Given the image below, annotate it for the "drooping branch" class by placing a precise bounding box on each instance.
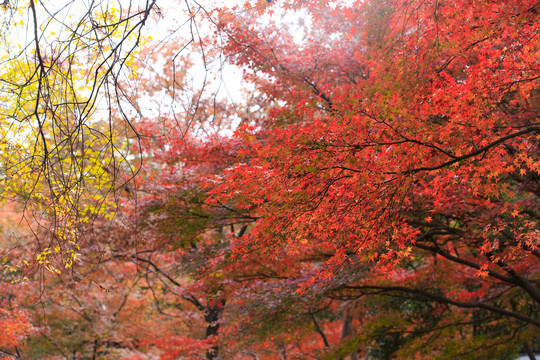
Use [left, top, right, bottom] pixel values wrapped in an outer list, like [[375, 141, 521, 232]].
[[414, 238, 540, 306], [403, 126, 540, 174], [341, 285, 540, 328]]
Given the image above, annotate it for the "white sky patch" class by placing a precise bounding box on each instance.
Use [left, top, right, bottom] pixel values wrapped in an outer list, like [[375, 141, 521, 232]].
[[0, 0, 352, 141]]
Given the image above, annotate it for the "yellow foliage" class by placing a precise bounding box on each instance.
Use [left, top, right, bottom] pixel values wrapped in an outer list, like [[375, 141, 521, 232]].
[[0, 0, 148, 272]]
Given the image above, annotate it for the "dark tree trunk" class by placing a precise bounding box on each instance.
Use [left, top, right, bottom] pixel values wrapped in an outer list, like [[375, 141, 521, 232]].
[[523, 342, 536, 360], [205, 300, 225, 360], [339, 313, 359, 360]]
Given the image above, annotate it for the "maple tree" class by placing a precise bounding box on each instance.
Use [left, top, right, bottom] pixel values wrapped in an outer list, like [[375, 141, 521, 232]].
[[109, 0, 540, 358], [0, 0, 539, 359], [200, 0, 540, 357]]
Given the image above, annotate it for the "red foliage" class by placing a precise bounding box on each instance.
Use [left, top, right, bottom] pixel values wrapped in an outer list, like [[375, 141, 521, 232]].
[[3, 0, 538, 358], [128, 0, 540, 356], [0, 304, 33, 351]]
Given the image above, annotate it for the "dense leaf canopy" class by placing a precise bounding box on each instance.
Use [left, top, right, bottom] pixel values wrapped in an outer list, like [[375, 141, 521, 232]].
[[0, 0, 538, 359]]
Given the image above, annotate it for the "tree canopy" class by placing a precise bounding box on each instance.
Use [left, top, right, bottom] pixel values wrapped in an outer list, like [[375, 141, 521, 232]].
[[0, 0, 539, 359]]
